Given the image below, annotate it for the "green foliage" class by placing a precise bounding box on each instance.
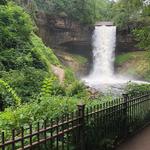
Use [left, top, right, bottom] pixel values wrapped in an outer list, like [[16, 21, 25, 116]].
[[0, 2, 33, 50], [0, 2, 63, 104], [0, 3, 34, 71], [66, 81, 88, 98], [0, 96, 78, 131], [133, 26, 150, 50], [144, 70, 150, 81], [14, 0, 112, 24], [63, 68, 89, 98], [31, 33, 60, 70], [111, 0, 150, 51], [0, 0, 7, 5], [40, 75, 88, 98], [125, 82, 150, 95], [115, 51, 150, 81], [73, 55, 88, 65], [1, 68, 49, 103], [64, 67, 76, 84], [0, 94, 115, 132], [115, 53, 132, 65], [111, 0, 143, 28], [40, 76, 65, 97], [0, 79, 21, 107]]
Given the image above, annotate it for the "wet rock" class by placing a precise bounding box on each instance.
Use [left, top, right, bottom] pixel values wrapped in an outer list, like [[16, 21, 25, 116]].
[[86, 86, 101, 99]]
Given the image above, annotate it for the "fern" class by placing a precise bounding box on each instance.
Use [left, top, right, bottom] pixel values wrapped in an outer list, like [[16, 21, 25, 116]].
[[0, 79, 21, 106], [40, 76, 65, 97]]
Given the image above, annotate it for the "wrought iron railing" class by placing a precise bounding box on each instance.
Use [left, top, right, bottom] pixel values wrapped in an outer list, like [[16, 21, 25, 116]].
[[0, 92, 150, 150]]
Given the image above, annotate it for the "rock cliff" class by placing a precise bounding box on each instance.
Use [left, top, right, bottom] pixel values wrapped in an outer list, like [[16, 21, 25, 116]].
[[35, 11, 92, 47], [35, 12, 140, 76]]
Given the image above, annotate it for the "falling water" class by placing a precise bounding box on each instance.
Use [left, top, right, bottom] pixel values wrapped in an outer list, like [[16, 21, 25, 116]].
[[83, 25, 149, 92], [89, 26, 116, 80], [83, 25, 117, 86]]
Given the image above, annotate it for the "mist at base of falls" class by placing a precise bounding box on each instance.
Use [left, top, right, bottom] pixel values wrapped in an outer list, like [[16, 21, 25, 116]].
[[82, 25, 149, 93]]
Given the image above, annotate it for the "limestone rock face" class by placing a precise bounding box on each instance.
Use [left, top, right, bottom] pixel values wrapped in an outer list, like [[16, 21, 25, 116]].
[[116, 31, 141, 55], [35, 12, 140, 77], [51, 65, 65, 83], [35, 11, 92, 47]]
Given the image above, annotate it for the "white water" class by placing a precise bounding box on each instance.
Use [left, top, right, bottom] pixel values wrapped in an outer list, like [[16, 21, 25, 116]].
[[86, 26, 116, 82], [83, 25, 149, 92]]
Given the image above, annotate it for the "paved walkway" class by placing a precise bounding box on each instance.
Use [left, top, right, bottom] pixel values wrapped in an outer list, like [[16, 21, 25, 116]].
[[116, 126, 150, 150]]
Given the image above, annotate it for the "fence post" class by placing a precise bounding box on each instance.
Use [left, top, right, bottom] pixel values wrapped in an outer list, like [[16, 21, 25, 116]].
[[122, 93, 128, 137], [0, 95, 4, 111], [77, 103, 85, 150]]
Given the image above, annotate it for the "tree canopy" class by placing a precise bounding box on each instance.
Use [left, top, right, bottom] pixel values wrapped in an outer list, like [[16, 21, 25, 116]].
[[14, 0, 112, 24]]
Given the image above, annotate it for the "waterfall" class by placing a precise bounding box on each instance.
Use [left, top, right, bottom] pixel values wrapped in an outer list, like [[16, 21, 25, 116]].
[[90, 26, 116, 79], [83, 25, 117, 86], [82, 25, 149, 91]]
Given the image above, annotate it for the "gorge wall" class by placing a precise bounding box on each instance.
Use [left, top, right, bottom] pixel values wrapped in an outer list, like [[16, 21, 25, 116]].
[[35, 11, 138, 53], [35, 11, 140, 76], [35, 11, 92, 48], [116, 29, 141, 55]]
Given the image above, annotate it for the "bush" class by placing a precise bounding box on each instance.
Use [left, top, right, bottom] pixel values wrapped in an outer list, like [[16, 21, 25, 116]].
[[31, 33, 60, 68], [40, 76, 66, 97], [64, 67, 76, 84], [0, 79, 21, 109], [133, 26, 150, 51], [0, 2, 62, 104], [0, 94, 114, 132], [66, 81, 88, 98], [1, 67, 49, 103], [0, 2, 33, 50], [0, 96, 79, 131], [125, 82, 150, 96], [0, 0, 7, 5]]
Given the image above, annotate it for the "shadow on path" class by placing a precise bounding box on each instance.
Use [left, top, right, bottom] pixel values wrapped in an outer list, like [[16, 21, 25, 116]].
[[116, 126, 150, 150]]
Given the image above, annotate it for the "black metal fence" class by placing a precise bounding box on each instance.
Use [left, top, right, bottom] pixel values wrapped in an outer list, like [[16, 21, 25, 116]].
[[0, 92, 150, 150]]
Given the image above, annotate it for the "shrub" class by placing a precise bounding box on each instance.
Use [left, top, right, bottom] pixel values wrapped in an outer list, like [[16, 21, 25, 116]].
[[0, 2, 33, 50], [0, 79, 21, 109], [64, 67, 76, 84], [31, 33, 60, 68], [133, 26, 150, 51], [125, 82, 150, 96], [66, 81, 88, 98], [0, 2, 62, 103], [40, 76, 66, 97], [1, 67, 49, 103], [0, 0, 7, 5], [0, 96, 79, 131]]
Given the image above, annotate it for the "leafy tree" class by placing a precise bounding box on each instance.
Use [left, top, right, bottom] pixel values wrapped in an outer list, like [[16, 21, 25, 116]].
[[0, 3, 33, 50], [111, 0, 150, 51], [133, 3, 150, 50], [111, 0, 143, 28], [14, 0, 112, 24], [133, 26, 150, 50], [0, 0, 7, 5]]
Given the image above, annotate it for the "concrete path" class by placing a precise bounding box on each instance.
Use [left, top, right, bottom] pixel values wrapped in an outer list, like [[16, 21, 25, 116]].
[[116, 126, 150, 150]]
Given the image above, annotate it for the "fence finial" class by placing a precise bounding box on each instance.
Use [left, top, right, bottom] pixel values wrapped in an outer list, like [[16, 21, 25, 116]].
[[122, 93, 128, 102]]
